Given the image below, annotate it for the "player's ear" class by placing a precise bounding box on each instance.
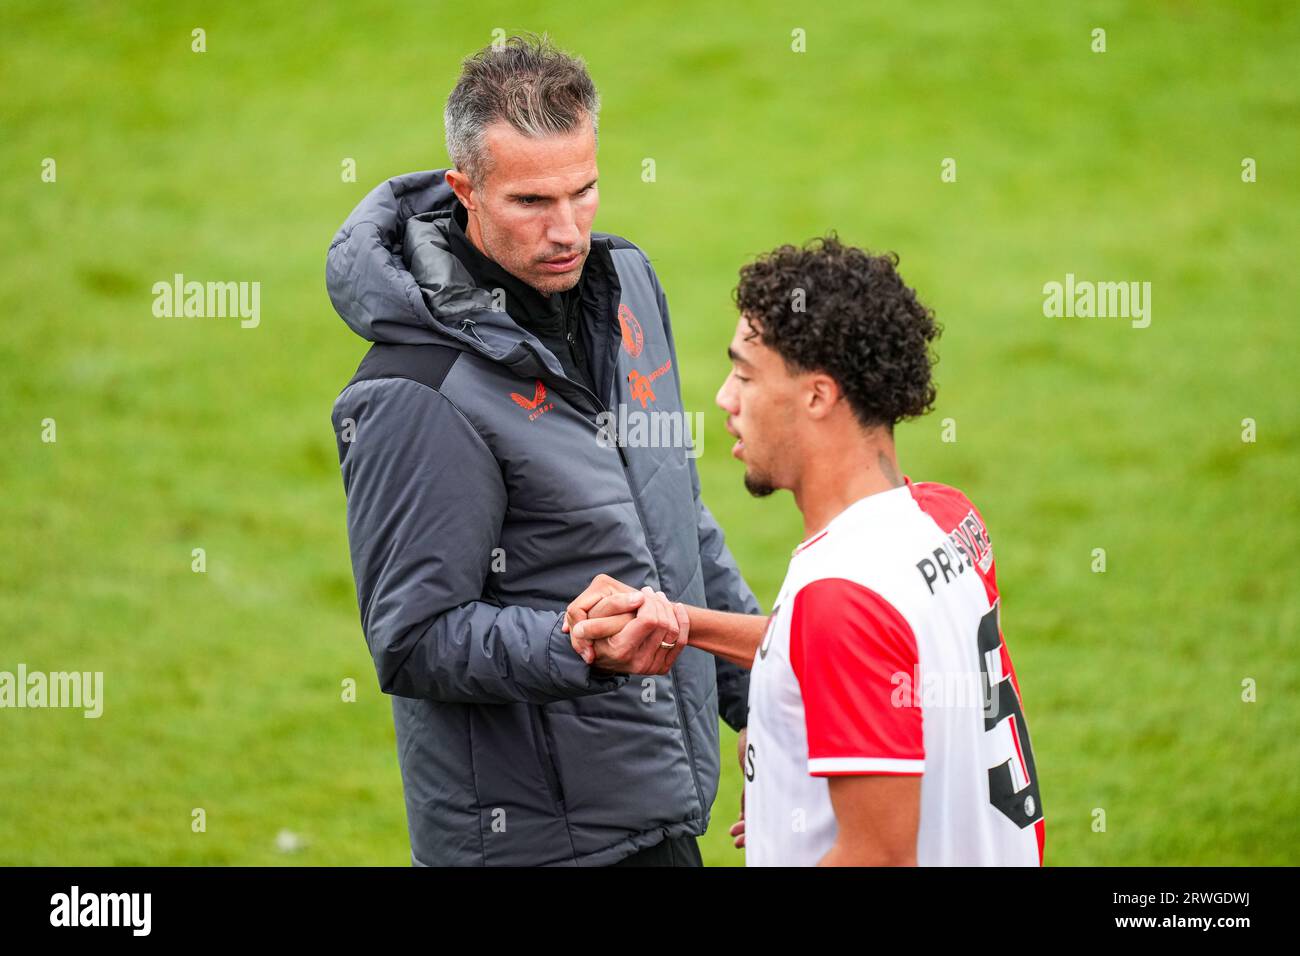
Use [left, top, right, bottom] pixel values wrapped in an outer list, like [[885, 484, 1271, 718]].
[[805, 373, 841, 420]]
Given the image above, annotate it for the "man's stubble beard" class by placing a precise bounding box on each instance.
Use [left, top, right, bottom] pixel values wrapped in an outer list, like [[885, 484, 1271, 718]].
[[479, 218, 587, 296], [743, 468, 777, 498], [530, 260, 586, 296]]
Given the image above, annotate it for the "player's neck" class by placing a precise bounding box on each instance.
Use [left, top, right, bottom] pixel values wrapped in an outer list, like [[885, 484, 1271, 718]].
[[793, 434, 903, 541]]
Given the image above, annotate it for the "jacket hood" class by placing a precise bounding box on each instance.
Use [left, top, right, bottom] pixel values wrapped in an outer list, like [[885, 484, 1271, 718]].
[[326, 169, 552, 366]]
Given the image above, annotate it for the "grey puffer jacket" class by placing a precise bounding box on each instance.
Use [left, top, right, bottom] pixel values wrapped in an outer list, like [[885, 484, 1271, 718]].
[[327, 170, 761, 866]]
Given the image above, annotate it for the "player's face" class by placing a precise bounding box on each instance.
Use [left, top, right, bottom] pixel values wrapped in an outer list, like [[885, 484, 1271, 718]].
[[716, 315, 803, 497], [447, 120, 599, 295]]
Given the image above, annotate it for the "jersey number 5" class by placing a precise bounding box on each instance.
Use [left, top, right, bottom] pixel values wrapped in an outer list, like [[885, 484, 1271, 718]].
[[977, 603, 1044, 829]]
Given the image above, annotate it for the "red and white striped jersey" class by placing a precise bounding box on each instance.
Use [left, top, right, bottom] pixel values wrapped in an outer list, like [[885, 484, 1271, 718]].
[[744, 478, 1045, 866]]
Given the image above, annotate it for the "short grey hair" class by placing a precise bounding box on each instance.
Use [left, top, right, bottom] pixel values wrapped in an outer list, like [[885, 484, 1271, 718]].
[[444, 34, 600, 185]]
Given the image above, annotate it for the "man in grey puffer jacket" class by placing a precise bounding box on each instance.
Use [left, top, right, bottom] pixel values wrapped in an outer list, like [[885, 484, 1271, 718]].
[[327, 35, 760, 865]]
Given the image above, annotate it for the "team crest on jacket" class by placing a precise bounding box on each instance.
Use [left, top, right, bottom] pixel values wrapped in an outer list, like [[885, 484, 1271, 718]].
[[618, 304, 644, 357], [509, 380, 554, 421]]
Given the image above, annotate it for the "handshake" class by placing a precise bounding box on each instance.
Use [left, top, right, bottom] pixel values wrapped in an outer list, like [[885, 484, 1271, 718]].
[[562, 574, 690, 676]]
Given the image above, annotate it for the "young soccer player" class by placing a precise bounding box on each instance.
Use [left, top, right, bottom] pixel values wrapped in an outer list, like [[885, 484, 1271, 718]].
[[569, 236, 1045, 866]]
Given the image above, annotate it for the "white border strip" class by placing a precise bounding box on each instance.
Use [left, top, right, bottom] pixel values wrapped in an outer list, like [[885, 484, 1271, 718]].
[[808, 756, 925, 775]]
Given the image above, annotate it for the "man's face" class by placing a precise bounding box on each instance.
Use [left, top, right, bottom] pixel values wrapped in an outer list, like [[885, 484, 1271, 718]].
[[454, 120, 599, 295], [716, 314, 805, 497]]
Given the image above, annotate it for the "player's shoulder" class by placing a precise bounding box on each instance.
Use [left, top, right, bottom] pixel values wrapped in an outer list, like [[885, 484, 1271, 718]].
[[787, 575, 911, 638], [907, 478, 997, 577], [908, 478, 997, 538], [785, 492, 918, 606], [906, 478, 981, 521]]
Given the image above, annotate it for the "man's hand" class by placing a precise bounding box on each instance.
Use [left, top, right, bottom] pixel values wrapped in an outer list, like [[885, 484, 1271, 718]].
[[564, 573, 641, 666], [565, 577, 689, 675], [584, 587, 688, 676], [563, 572, 639, 634]]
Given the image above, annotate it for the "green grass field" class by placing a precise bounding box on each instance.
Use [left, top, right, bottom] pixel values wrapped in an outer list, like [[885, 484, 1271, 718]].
[[2, 1, 1297, 865]]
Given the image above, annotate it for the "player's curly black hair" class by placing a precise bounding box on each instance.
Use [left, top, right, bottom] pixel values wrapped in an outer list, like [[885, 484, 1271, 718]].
[[733, 234, 941, 430]]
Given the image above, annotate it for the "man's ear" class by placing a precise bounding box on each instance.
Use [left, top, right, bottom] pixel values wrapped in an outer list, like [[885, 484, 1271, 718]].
[[444, 169, 476, 211], [805, 373, 842, 420]]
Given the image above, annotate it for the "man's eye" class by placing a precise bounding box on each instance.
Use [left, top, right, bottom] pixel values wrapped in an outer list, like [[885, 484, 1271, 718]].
[[516, 197, 538, 206]]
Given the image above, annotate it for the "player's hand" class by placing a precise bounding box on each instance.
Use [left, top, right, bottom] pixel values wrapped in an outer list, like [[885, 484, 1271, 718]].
[[730, 792, 746, 849], [731, 728, 748, 849]]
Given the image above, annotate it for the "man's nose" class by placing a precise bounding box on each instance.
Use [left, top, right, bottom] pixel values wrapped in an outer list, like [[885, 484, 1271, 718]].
[[546, 202, 581, 249], [716, 375, 736, 413]]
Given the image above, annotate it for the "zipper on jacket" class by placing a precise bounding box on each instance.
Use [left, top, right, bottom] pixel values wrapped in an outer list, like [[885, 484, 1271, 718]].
[[590, 340, 708, 825], [611, 427, 706, 821], [530, 706, 565, 808], [522, 287, 708, 822]]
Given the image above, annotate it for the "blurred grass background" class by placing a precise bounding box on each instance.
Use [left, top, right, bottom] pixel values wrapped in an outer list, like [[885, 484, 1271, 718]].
[[1, 0, 1297, 865]]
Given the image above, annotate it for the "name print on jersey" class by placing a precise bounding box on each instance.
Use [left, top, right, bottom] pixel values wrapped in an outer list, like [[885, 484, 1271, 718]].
[[916, 507, 991, 593]]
